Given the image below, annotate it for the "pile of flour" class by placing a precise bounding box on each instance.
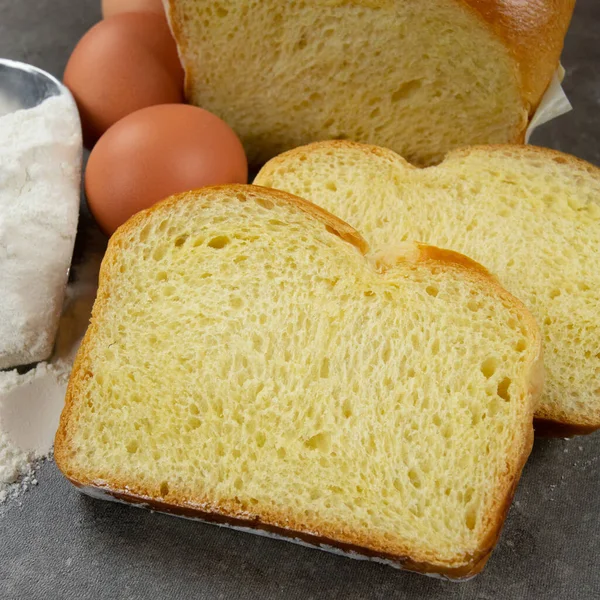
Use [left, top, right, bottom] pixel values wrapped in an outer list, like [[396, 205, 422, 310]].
[[0, 93, 81, 369]]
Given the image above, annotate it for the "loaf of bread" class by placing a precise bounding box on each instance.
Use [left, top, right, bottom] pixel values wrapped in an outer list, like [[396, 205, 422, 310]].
[[256, 142, 600, 434], [164, 0, 574, 166], [55, 185, 542, 579]]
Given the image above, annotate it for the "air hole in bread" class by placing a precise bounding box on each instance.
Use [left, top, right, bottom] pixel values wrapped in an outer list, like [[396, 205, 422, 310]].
[[255, 198, 274, 210], [497, 377, 512, 402], [391, 79, 422, 102], [408, 469, 421, 489], [174, 235, 188, 248], [139, 224, 151, 243], [342, 398, 353, 419], [208, 235, 230, 249], [515, 339, 528, 352], [304, 432, 331, 453], [480, 357, 498, 379], [187, 417, 201, 431], [319, 358, 330, 378], [465, 507, 477, 530]]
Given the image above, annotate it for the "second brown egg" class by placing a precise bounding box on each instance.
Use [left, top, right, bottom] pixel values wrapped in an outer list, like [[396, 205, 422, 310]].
[[85, 104, 249, 236]]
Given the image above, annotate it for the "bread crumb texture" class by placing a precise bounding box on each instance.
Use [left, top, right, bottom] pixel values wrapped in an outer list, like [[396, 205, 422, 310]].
[[256, 142, 600, 429], [56, 186, 540, 574], [166, 0, 528, 165]]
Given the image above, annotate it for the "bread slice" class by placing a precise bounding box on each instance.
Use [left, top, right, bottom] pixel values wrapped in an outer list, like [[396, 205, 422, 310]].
[[255, 142, 600, 434], [164, 0, 574, 166], [55, 185, 542, 579]]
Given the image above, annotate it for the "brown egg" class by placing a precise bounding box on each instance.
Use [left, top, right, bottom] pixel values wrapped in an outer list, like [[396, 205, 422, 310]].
[[86, 104, 248, 235], [64, 12, 184, 147], [102, 0, 165, 19]]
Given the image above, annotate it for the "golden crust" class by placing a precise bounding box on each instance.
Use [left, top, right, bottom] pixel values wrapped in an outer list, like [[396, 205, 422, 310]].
[[460, 0, 575, 114], [257, 138, 600, 180], [55, 184, 541, 579]]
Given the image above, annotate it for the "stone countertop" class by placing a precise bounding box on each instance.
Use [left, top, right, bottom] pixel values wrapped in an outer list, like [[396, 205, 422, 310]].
[[0, 1, 598, 599]]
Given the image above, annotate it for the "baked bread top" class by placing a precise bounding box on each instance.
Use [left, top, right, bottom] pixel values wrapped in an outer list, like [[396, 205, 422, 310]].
[[164, 0, 574, 165]]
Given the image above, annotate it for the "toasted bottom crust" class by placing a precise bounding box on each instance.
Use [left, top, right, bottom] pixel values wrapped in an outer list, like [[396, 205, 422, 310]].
[[69, 477, 493, 580], [533, 418, 599, 438]]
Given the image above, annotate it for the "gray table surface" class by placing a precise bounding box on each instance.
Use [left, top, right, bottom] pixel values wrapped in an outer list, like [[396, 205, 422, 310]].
[[0, 1, 599, 599]]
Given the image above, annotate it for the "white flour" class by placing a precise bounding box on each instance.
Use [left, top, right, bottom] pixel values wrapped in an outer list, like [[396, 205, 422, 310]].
[[0, 93, 82, 369]]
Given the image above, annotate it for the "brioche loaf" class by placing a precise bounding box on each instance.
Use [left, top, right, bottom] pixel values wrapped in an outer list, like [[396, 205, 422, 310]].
[[164, 0, 574, 166], [55, 185, 542, 578], [255, 142, 600, 434]]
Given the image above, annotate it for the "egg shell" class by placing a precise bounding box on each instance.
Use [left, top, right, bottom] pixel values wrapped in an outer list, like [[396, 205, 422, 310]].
[[64, 12, 184, 147], [86, 104, 248, 235], [102, 0, 165, 18]]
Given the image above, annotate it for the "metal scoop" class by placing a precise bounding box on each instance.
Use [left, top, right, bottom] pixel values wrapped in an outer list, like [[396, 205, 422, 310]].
[[0, 58, 71, 118]]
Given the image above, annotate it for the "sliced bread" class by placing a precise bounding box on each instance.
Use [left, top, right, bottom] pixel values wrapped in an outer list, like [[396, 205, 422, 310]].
[[255, 142, 600, 434], [164, 0, 574, 165], [55, 185, 542, 579]]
